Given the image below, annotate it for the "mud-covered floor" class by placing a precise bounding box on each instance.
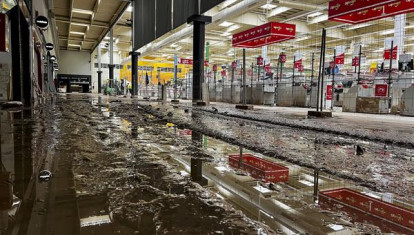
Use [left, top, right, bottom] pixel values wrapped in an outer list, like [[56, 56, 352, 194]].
[[1, 93, 413, 235]]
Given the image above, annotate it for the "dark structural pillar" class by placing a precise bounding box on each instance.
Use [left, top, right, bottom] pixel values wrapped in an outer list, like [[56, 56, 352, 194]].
[[187, 14, 212, 105], [97, 43, 102, 93], [308, 28, 332, 118], [108, 29, 114, 89], [97, 71, 102, 94], [236, 49, 253, 110], [130, 51, 140, 97]]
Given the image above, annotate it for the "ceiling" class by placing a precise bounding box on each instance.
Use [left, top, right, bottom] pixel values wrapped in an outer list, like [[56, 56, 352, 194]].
[[53, 0, 129, 51], [55, 0, 414, 71]]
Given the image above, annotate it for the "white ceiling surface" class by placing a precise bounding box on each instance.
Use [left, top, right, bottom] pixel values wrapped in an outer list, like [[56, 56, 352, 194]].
[[62, 0, 414, 69]]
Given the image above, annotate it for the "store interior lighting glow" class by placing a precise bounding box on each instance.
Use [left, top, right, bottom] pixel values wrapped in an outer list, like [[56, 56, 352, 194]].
[[72, 8, 94, 15], [308, 12, 323, 18], [219, 21, 234, 27], [380, 29, 395, 36], [70, 31, 85, 36], [346, 22, 372, 30], [226, 24, 241, 32], [260, 4, 277, 10], [68, 44, 81, 47]]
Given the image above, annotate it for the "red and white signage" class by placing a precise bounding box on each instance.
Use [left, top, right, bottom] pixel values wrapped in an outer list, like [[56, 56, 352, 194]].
[[257, 56, 264, 66], [221, 70, 227, 77], [327, 85, 333, 101], [213, 64, 218, 72], [334, 46, 346, 65], [375, 84, 388, 97], [352, 57, 360, 67], [180, 58, 193, 65], [384, 47, 398, 60], [232, 22, 296, 48], [298, 64, 304, 72], [328, 0, 414, 24], [294, 59, 303, 69], [319, 188, 414, 232], [228, 154, 289, 183], [383, 38, 398, 60], [0, 14, 8, 52], [179, 58, 209, 66], [265, 64, 271, 73], [231, 61, 237, 70], [335, 53, 345, 65], [279, 53, 287, 63]]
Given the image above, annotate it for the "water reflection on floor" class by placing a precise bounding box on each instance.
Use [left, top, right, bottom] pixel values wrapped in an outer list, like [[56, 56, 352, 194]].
[[1, 94, 413, 235]]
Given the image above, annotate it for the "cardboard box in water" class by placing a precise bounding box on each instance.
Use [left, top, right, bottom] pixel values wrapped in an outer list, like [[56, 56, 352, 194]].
[[228, 154, 289, 183], [319, 188, 414, 234]]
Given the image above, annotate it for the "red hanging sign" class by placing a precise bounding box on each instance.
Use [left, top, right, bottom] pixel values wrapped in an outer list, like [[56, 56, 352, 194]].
[[328, 0, 414, 24], [294, 59, 303, 69], [265, 64, 271, 73], [383, 46, 398, 60], [213, 64, 218, 72], [335, 53, 345, 65], [327, 85, 333, 101], [231, 61, 237, 69], [298, 64, 304, 72], [180, 58, 193, 64], [279, 53, 287, 63], [221, 70, 227, 77], [180, 58, 209, 67], [257, 56, 264, 66], [232, 22, 296, 48], [352, 57, 360, 66], [375, 84, 388, 97]]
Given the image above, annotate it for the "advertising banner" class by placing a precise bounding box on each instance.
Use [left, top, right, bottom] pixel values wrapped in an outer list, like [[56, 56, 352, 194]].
[[232, 22, 296, 48], [327, 85, 333, 101], [328, 0, 414, 24], [375, 84, 388, 97]]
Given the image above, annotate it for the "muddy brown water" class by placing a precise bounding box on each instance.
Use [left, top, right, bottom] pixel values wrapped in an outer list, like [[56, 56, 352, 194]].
[[0, 95, 272, 235], [1, 94, 413, 235]]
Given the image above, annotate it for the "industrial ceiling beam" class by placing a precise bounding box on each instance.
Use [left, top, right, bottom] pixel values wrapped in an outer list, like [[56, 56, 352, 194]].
[[91, 1, 130, 53]]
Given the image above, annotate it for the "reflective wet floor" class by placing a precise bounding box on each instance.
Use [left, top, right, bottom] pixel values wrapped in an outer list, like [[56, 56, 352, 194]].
[[0, 94, 413, 235]]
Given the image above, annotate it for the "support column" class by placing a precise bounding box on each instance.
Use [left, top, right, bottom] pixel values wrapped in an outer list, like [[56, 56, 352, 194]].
[[97, 44, 102, 94], [187, 15, 212, 106], [308, 29, 332, 118], [108, 29, 114, 89], [236, 49, 253, 110], [130, 51, 140, 97], [172, 54, 179, 103]]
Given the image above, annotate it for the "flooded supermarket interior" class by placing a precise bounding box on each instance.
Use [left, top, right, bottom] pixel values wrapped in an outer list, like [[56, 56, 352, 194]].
[[0, 0, 414, 234]]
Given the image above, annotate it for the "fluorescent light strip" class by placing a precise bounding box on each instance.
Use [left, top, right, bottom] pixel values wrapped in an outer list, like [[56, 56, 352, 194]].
[[72, 8, 93, 15], [70, 31, 85, 36], [267, 6, 291, 18]]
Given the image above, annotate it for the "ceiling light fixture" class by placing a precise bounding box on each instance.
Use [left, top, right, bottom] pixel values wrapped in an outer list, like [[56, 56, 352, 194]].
[[308, 12, 323, 18], [219, 21, 234, 27], [226, 24, 241, 32], [70, 31, 85, 36], [260, 4, 277, 10], [72, 8, 94, 15], [267, 7, 291, 18]]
